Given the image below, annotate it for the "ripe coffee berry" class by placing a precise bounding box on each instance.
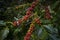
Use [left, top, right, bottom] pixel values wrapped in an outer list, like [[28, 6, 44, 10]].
[[24, 32, 31, 40], [18, 19, 22, 24], [36, 21, 41, 24], [35, 18, 41, 25], [26, 11, 31, 15], [23, 15, 29, 21], [28, 7, 33, 11], [24, 36, 30, 40], [31, 4, 35, 8], [26, 32, 31, 37]]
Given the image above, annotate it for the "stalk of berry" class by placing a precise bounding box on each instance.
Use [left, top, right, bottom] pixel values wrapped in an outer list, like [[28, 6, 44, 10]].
[[24, 23, 35, 40], [13, 0, 39, 26], [45, 6, 51, 19]]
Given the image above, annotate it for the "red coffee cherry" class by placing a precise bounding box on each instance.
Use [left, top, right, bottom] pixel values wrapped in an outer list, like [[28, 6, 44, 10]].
[[23, 15, 29, 21], [36, 21, 41, 24], [18, 19, 22, 24], [26, 32, 31, 37], [24, 36, 30, 40], [28, 7, 33, 11], [31, 4, 35, 8], [26, 11, 31, 15], [35, 18, 41, 25]]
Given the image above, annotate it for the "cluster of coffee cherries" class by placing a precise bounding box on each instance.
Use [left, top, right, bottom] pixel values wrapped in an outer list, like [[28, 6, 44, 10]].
[[13, 0, 39, 26], [45, 6, 51, 19], [24, 23, 35, 40], [24, 18, 41, 40]]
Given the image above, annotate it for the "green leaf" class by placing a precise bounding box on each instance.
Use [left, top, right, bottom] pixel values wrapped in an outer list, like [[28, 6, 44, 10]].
[[0, 27, 9, 40], [37, 28, 43, 37], [51, 1, 60, 10], [43, 24, 58, 34], [49, 34, 60, 40], [0, 21, 6, 26], [40, 29, 48, 40], [13, 28, 22, 35]]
